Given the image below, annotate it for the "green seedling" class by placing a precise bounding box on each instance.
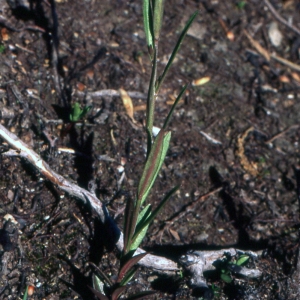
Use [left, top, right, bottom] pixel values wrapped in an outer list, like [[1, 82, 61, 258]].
[[215, 253, 250, 284], [60, 102, 91, 139], [123, 0, 197, 260], [90, 1, 198, 299], [236, 1, 247, 9], [234, 254, 250, 266], [121, 0, 197, 296], [69, 102, 91, 122], [90, 268, 155, 300], [0, 44, 5, 54], [220, 267, 233, 284], [211, 283, 221, 299]]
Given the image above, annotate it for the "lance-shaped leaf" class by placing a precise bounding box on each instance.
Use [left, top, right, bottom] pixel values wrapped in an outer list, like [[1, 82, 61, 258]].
[[91, 263, 114, 288], [156, 11, 198, 93], [131, 185, 179, 246], [117, 253, 147, 284], [119, 265, 137, 287], [143, 0, 154, 55], [137, 129, 171, 207], [93, 274, 106, 294], [129, 204, 151, 252], [88, 286, 109, 300], [236, 255, 249, 266], [163, 84, 188, 130], [146, 49, 157, 143], [134, 204, 152, 235], [111, 286, 126, 300], [130, 223, 149, 252], [81, 105, 91, 118], [123, 196, 136, 255], [153, 0, 165, 41], [22, 286, 28, 300]]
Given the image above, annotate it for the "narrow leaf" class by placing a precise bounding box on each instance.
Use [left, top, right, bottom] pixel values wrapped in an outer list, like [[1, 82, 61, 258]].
[[236, 255, 249, 266], [126, 290, 156, 300], [123, 197, 136, 255], [88, 286, 109, 300], [135, 204, 152, 234], [90, 262, 114, 287], [93, 274, 105, 293], [143, 0, 154, 50], [120, 266, 137, 286], [146, 49, 157, 141], [117, 253, 148, 283], [156, 11, 198, 93], [111, 286, 126, 300], [128, 204, 151, 253], [22, 286, 28, 300], [79, 106, 91, 120], [130, 222, 149, 251], [138, 130, 165, 203], [137, 130, 171, 207], [153, 0, 165, 41], [163, 85, 188, 130], [132, 185, 179, 244]]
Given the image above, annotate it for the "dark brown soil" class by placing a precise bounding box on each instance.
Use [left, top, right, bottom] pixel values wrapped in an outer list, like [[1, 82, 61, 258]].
[[0, 0, 300, 299]]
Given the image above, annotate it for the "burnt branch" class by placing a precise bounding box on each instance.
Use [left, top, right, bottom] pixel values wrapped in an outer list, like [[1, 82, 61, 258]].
[[0, 123, 261, 288]]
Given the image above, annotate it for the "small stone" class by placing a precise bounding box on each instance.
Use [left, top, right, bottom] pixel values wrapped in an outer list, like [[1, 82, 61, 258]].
[[268, 22, 282, 47]]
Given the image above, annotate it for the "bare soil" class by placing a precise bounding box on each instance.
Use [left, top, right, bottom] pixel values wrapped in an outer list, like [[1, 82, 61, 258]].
[[0, 0, 300, 299]]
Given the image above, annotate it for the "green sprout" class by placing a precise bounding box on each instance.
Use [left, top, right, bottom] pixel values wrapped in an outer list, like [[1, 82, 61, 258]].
[[90, 1, 198, 299], [122, 1, 197, 259], [217, 254, 250, 284], [236, 1, 247, 9], [0, 44, 5, 54], [69, 102, 91, 122]]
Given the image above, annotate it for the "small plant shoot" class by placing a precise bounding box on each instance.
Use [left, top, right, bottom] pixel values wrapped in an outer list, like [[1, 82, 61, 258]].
[[69, 102, 91, 122], [91, 1, 198, 298]]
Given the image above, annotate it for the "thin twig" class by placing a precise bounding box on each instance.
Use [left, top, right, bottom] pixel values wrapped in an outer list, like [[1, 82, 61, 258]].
[[265, 124, 300, 144], [244, 30, 300, 72], [0, 123, 178, 272], [200, 131, 222, 145], [0, 123, 266, 286], [75, 89, 147, 100], [270, 53, 300, 72], [264, 0, 300, 37], [180, 249, 262, 289], [252, 218, 298, 223], [15, 44, 35, 54]]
